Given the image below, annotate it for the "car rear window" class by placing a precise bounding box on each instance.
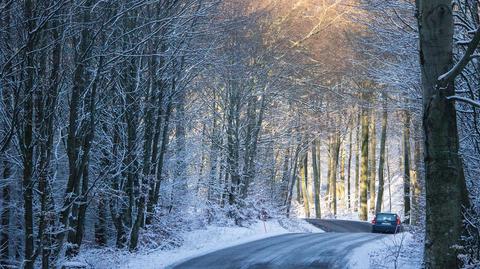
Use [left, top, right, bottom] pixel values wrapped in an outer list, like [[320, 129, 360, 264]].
[[376, 214, 396, 221]]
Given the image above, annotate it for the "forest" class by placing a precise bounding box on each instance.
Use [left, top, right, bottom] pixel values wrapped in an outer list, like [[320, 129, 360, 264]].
[[1, 0, 480, 268]]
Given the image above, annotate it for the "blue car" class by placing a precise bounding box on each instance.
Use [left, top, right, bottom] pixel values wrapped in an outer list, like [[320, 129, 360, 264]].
[[371, 213, 401, 234]]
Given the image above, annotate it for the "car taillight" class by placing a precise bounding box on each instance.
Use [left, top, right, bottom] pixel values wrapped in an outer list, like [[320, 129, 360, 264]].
[[396, 217, 401, 225], [372, 217, 376, 224]]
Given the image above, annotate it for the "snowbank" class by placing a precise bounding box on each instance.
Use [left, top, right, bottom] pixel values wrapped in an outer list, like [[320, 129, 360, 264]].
[[77, 219, 323, 269], [347, 232, 423, 269]]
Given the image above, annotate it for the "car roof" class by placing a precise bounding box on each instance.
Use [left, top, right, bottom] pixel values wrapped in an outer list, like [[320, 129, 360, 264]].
[[376, 212, 397, 215]]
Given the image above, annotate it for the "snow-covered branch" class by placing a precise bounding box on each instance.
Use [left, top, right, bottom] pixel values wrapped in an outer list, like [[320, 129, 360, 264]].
[[447, 95, 480, 108], [438, 27, 480, 86]]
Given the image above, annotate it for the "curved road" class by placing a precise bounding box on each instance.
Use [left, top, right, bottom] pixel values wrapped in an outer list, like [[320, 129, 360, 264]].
[[168, 219, 384, 269], [305, 219, 373, 233]]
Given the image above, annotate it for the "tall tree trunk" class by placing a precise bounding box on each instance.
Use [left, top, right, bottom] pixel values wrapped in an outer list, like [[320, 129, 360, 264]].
[[21, 1, 37, 267], [286, 145, 301, 217], [347, 121, 353, 211], [66, 55, 100, 257], [123, 62, 139, 231], [241, 92, 266, 199], [67, 159, 90, 257], [317, 141, 321, 214], [197, 122, 208, 196], [281, 146, 291, 205], [297, 169, 303, 204], [402, 110, 411, 223], [1, 157, 11, 264], [368, 111, 376, 213], [109, 127, 127, 248], [129, 194, 145, 251], [58, 0, 94, 258], [130, 60, 157, 250], [411, 122, 423, 226], [375, 99, 388, 214], [359, 109, 369, 221], [301, 153, 310, 218], [95, 194, 107, 246], [38, 16, 61, 268], [226, 84, 240, 206], [354, 113, 361, 212], [326, 137, 332, 198], [146, 95, 173, 224], [386, 144, 392, 212], [208, 91, 220, 203], [339, 145, 346, 209], [312, 140, 321, 218], [174, 86, 187, 209], [417, 1, 470, 267], [144, 43, 168, 225], [329, 132, 340, 216], [0, 2, 14, 264]]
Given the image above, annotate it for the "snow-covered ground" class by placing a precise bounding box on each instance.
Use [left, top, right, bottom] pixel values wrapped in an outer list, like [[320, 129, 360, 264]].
[[74, 219, 323, 269], [348, 232, 423, 269]]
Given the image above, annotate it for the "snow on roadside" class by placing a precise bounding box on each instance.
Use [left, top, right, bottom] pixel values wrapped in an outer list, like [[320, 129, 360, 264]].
[[77, 218, 323, 269], [347, 232, 423, 269]]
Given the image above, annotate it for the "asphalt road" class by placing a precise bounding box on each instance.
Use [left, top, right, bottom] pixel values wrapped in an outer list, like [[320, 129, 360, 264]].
[[168, 219, 384, 269], [305, 219, 373, 233]]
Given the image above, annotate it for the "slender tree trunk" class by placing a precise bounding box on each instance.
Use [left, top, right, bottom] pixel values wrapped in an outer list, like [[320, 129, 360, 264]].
[[386, 144, 392, 212], [339, 144, 346, 209], [347, 121, 353, 211], [197, 122, 208, 195], [208, 90, 220, 203], [66, 159, 90, 257], [38, 17, 61, 268], [354, 113, 360, 212], [130, 63, 157, 250], [312, 140, 321, 218], [0, 2, 13, 263], [368, 111, 376, 213], [411, 125, 423, 225], [58, 1, 94, 257], [124, 63, 139, 231], [174, 86, 187, 208], [95, 194, 107, 246], [402, 110, 411, 223], [66, 55, 100, 257], [326, 137, 332, 198], [375, 100, 388, 214], [1, 157, 11, 264], [146, 95, 173, 224], [241, 93, 266, 198], [301, 153, 310, 218], [297, 169, 303, 204], [417, 1, 470, 267], [329, 132, 340, 216], [281, 146, 291, 205], [297, 144, 303, 204], [359, 109, 369, 221], [317, 141, 321, 214], [226, 84, 241, 207], [286, 145, 301, 217], [144, 49, 167, 225], [129, 195, 145, 251], [22, 1, 37, 266], [109, 127, 126, 248]]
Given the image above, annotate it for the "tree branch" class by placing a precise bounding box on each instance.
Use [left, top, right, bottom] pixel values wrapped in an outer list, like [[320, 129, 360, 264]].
[[438, 27, 480, 86], [447, 95, 480, 108]]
